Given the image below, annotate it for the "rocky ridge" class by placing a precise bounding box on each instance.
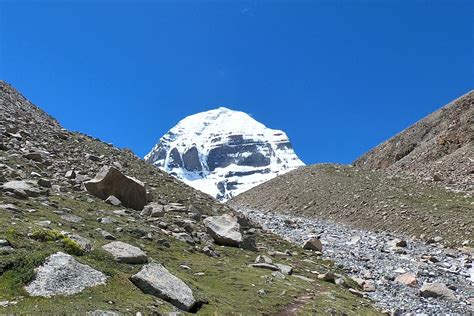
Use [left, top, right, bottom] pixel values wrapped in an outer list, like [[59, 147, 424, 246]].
[[354, 90, 473, 195]]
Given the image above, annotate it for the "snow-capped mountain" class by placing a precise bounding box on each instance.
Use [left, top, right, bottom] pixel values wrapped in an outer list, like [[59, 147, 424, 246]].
[[144, 107, 304, 201]]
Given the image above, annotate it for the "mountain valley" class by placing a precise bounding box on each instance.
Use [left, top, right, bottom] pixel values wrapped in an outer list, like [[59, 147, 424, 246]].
[[0, 81, 472, 315]]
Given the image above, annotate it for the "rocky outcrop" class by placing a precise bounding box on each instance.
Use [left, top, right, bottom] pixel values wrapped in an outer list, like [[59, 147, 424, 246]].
[[84, 166, 147, 210], [204, 214, 242, 247], [354, 91, 473, 194], [25, 252, 107, 297], [145, 107, 304, 200], [130, 263, 197, 311]]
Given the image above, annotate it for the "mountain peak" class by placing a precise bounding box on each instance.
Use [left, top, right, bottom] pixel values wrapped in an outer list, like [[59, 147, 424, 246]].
[[145, 107, 304, 201]]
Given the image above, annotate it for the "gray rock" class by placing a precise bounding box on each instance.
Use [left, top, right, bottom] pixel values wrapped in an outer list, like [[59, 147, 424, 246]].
[[255, 255, 273, 264], [61, 214, 83, 223], [96, 228, 116, 240], [202, 245, 219, 257], [65, 170, 76, 179], [25, 252, 107, 297], [2, 180, 41, 197], [37, 178, 52, 188], [173, 232, 194, 245], [250, 263, 280, 271], [420, 282, 457, 301], [105, 195, 122, 206], [141, 202, 165, 218], [130, 263, 196, 311], [86, 311, 120, 316], [204, 214, 242, 247], [275, 263, 293, 275], [84, 166, 147, 210], [303, 238, 323, 252], [62, 232, 93, 252], [102, 241, 148, 264]]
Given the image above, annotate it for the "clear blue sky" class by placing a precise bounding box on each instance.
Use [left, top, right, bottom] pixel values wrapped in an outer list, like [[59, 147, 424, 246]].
[[1, 0, 472, 164]]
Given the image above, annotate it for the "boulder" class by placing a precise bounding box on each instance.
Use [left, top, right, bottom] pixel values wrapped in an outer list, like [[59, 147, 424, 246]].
[[84, 166, 147, 210], [303, 238, 323, 252], [24, 151, 43, 162], [202, 245, 219, 258], [102, 241, 148, 264], [255, 255, 273, 264], [420, 282, 457, 301], [130, 263, 197, 311], [395, 273, 417, 287], [141, 202, 165, 218], [389, 239, 407, 248], [2, 180, 41, 198], [25, 252, 106, 297], [275, 263, 293, 275], [37, 178, 52, 188], [204, 214, 242, 247], [65, 170, 76, 179]]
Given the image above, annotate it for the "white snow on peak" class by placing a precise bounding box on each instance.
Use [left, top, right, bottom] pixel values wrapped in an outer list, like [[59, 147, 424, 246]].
[[145, 107, 304, 201]]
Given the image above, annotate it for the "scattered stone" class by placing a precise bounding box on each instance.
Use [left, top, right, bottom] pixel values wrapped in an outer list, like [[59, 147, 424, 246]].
[[130, 263, 197, 312], [102, 241, 148, 264], [25, 252, 107, 297]]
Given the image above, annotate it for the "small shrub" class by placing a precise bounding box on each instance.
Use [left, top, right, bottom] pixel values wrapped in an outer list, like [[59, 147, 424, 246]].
[[61, 237, 84, 256], [30, 229, 64, 242]]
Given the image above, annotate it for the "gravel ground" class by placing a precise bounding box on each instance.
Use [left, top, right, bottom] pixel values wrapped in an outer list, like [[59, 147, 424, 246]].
[[236, 206, 474, 315]]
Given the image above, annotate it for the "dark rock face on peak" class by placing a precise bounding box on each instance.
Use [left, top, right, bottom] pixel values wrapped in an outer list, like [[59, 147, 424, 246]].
[[145, 107, 304, 201], [354, 91, 473, 194]]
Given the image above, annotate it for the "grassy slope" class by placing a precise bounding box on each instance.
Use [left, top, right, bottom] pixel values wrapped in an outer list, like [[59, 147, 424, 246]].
[[232, 164, 473, 247], [0, 135, 379, 315]]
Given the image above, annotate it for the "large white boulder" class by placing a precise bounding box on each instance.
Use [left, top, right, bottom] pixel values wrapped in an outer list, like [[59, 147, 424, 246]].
[[204, 214, 242, 247], [25, 252, 106, 297]]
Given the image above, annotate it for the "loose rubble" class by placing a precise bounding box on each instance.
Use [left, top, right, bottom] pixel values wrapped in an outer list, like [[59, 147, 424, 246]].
[[238, 207, 474, 314]]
